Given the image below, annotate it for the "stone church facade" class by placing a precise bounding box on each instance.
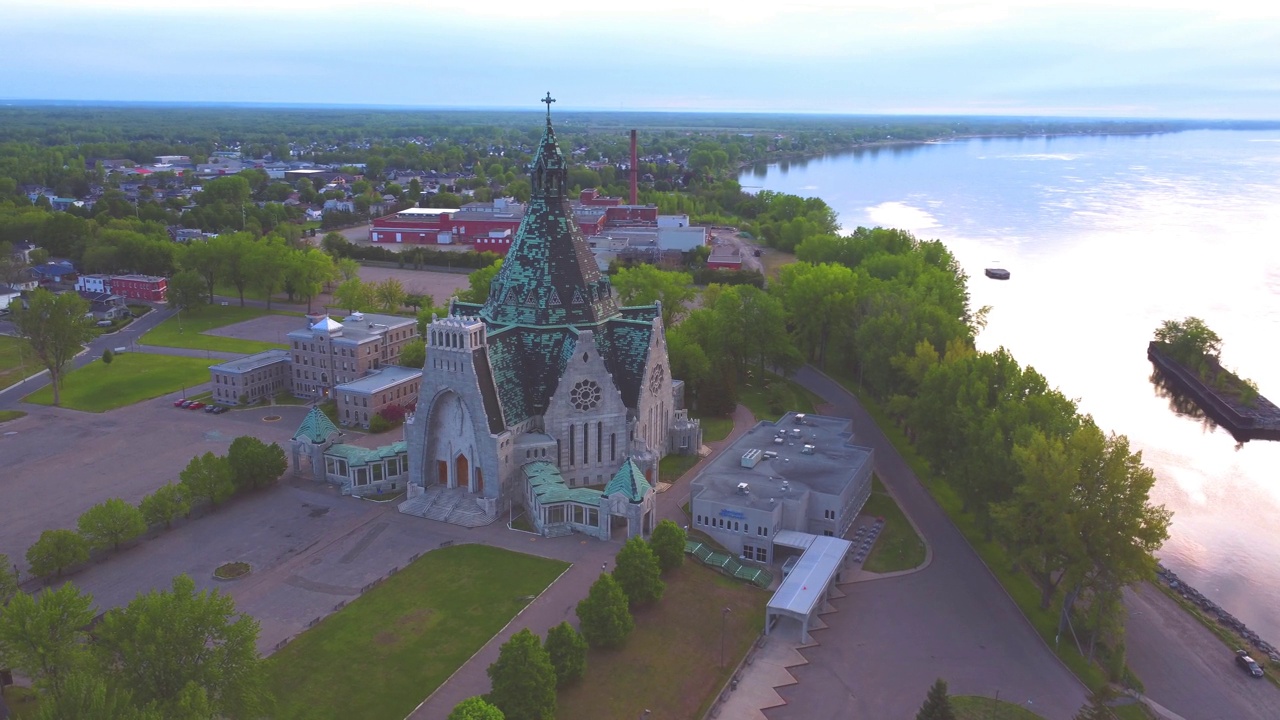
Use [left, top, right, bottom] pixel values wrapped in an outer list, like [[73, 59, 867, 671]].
[[400, 99, 700, 539]]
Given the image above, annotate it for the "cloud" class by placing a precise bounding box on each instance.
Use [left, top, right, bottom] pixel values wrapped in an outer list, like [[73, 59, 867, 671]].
[[3, 0, 1279, 116]]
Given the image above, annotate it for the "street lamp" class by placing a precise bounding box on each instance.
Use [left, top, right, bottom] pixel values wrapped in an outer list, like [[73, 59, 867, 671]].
[[720, 607, 731, 667]]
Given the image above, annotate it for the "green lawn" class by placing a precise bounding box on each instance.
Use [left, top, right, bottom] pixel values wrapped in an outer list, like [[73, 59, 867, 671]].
[[263, 545, 568, 720], [696, 414, 734, 442], [829, 370, 1112, 691], [557, 562, 768, 720], [659, 453, 701, 484], [140, 305, 292, 353], [739, 370, 820, 421], [23, 353, 214, 412], [0, 410, 26, 424], [954, 695, 1047, 719], [861, 477, 927, 573], [0, 335, 36, 390]]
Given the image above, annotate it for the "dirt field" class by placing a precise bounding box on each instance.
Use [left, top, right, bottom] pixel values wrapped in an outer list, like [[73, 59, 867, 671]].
[[354, 267, 470, 305]]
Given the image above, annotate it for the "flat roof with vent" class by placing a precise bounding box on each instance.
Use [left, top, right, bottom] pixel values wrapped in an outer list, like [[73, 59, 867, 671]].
[[689, 412, 871, 509]]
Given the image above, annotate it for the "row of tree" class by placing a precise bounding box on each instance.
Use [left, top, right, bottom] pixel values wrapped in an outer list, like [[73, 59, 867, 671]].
[[474, 521, 686, 720], [21, 437, 286, 580]]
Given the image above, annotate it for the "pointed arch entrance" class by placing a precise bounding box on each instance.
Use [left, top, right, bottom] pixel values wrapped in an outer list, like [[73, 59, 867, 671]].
[[455, 453, 470, 491]]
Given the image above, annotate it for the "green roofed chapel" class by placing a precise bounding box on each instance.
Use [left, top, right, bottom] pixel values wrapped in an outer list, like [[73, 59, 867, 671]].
[[399, 95, 702, 539]]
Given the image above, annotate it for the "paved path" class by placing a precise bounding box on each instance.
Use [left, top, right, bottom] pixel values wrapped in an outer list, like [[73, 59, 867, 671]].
[[1125, 582, 1280, 720]]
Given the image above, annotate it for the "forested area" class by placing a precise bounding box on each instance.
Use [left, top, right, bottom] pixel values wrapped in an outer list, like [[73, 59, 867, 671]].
[[628, 223, 1169, 682]]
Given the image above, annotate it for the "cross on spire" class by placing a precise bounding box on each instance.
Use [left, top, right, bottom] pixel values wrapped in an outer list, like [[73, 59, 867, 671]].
[[542, 92, 555, 121]]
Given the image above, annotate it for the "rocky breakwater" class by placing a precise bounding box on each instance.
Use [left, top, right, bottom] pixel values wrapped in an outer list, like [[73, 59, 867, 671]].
[[1156, 564, 1280, 663]]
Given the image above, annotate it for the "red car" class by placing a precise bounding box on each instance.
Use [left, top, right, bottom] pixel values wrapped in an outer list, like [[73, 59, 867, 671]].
[[187, 402, 205, 410], [174, 398, 187, 407]]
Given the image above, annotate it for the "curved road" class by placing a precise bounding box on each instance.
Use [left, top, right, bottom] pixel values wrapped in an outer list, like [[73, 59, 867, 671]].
[[768, 366, 1088, 720], [783, 365, 1280, 720]]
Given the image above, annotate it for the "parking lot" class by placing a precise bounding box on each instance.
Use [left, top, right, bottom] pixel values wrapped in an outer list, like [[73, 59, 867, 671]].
[[0, 395, 312, 573]]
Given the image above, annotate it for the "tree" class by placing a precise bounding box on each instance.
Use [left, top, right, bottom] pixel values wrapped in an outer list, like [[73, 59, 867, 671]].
[[77, 498, 147, 552], [226, 436, 287, 492], [485, 628, 556, 720], [101, 347, 114, 365], [542, 621, 587, 687], [168, 269, 208, 313], [250, 239, 292, 310], [94, 574, 269, 719], [140, 483, 190, 529], [287, 248, 336, 312], [575, 573, 633, 648], [181, 240, 221, 303], [11, 289, 93, 407], [772, 262, 859, 367], [0, 583, 94, 702], [611, 265, 695, 328], [336, 257, 361, 282], [648, 520, 686, 573], [32, 671, 161, 720], [457, 259, 502, 303], [1153, 316, 1222, 369], [333, 278, 374, 313], [25, 529, 90, 579], [179, 452, 235, 506], [373, 277, 406, 312], [915, 678, 957, 720], [613, 535, 665, 605], [0, 553, 18, 605], [399, 338, 426, 369], [449, 697, 505, 720], [211, 233, 255, 306]]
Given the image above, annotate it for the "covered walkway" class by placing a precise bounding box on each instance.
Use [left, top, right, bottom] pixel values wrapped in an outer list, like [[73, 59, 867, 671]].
[[766, 534, 852, 643]]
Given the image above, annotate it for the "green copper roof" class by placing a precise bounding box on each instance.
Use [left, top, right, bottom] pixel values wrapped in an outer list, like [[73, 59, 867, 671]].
[[479, 100, 620, 328], [523, 461, 605, 506], [324, 441, 407, 467], [603, 458, 652, 503], [293, 406, 339, 443]]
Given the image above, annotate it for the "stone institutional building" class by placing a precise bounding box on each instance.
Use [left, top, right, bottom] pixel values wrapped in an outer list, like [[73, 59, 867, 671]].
[[210, 311, 422, 429], [396, 98, 702, 538]]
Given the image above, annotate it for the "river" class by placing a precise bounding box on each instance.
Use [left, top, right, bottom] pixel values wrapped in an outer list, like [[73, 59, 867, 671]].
[[743, 129, 1280, 644]]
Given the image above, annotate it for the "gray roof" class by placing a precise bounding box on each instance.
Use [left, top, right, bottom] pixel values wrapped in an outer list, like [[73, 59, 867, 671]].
[[336, 366, 422, 395], [209, 349, 291, 374], [287, 312, 416, 344], [768, 535, 853, 617], [691, 413, 871, 511]]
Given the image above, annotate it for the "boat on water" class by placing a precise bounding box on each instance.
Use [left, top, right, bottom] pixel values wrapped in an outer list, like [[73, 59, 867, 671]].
[[985, 268, 1011, 280]]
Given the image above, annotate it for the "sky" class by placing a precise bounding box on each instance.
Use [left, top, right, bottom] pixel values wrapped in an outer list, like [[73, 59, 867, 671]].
[[4, 0, 1280, 119]]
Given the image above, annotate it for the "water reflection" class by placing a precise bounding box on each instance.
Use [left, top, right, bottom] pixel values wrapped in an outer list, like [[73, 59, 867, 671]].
[[1148, 365, 1243, 447]]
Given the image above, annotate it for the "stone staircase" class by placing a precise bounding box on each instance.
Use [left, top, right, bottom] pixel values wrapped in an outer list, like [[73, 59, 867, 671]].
[[398, 485, 498, 528]]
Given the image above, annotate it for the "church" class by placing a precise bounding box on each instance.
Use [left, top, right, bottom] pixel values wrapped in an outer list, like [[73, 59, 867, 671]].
[[396, 96, 702, 539]]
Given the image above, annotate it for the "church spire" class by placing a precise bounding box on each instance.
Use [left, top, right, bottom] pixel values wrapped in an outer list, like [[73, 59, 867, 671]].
[[478, 96, 619, 328]]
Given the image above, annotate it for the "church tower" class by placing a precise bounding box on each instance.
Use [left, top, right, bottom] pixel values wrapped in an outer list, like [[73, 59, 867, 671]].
[[403, 95, 700, 534]]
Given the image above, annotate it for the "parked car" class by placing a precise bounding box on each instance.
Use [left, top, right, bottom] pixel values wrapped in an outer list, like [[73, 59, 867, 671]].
[[1237, 650, 1265, 677], [173, 398, 187, 407], [179, 400, 193, 408], [204, 404, 217, 413], [211, 406, 228, 415], [187, 402, 205, 410]]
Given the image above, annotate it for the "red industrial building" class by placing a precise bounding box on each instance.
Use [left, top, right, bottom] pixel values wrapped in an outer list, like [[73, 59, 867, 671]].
[[109, 274, 168, 302], [370, 190, 658, 254]]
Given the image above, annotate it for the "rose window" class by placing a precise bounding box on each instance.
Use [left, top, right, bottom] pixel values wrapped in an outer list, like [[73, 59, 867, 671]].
[[570, 379, 602, 411]]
